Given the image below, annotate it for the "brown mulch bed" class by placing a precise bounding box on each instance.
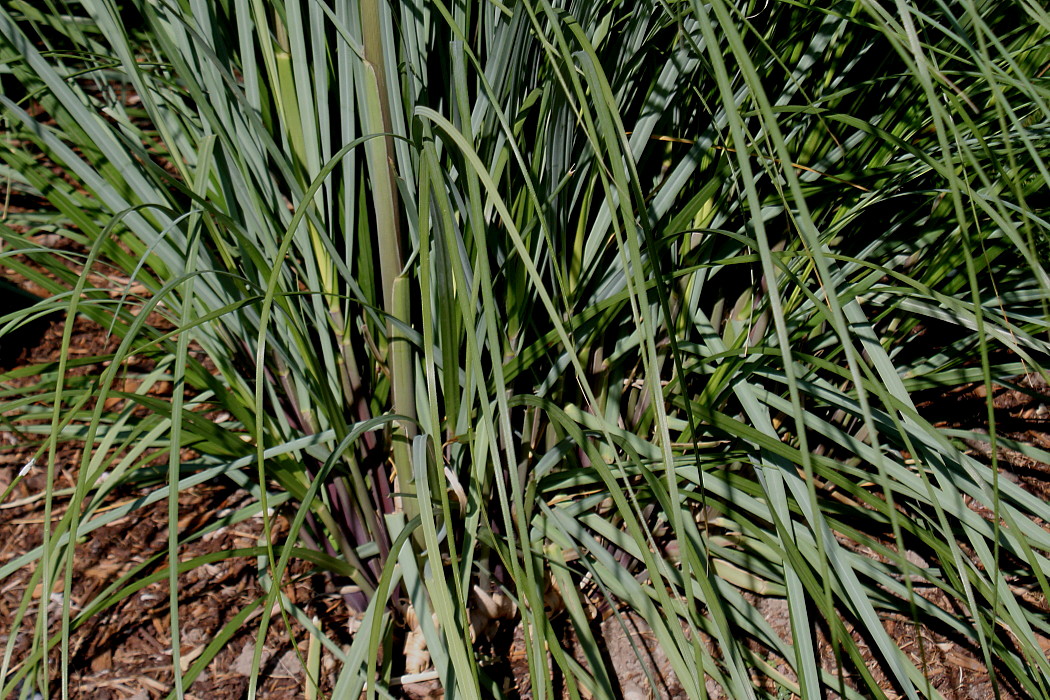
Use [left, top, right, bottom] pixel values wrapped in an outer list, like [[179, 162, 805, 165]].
[[0, 312, 348, 699]]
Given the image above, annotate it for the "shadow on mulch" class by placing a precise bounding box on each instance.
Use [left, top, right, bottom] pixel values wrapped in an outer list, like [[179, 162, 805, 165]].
[[0, 278, 49, 372]]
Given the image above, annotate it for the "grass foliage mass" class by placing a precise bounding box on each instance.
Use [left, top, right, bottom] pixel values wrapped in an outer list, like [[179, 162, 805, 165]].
[[1, 0, 1049, 697]]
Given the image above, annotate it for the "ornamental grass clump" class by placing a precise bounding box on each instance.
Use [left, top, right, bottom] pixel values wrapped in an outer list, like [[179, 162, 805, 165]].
[[1, 0, 1049, 697]]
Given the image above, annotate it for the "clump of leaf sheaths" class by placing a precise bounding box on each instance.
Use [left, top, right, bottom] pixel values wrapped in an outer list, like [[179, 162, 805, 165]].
[[1, 0, 1049, 697]]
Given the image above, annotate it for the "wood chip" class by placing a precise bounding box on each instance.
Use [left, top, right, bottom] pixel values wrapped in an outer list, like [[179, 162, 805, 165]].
[[945, 651, 984, 672]]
